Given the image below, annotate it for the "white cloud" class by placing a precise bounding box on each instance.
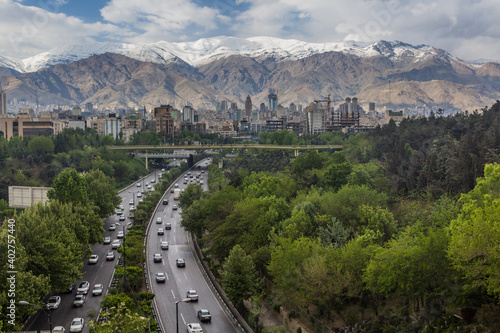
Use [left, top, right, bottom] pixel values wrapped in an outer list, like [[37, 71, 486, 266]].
[[0, 0, 119, 58], [100, 0, 229, 44], [1, 0, 500, 60]]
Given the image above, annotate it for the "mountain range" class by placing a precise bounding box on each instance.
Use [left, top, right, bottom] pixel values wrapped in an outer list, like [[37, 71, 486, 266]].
[[0, 36, 499, 111]]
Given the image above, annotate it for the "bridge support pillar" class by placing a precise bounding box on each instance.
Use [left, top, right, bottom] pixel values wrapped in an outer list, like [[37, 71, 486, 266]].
[[145, 151, 148, 170], [294, 149, 299, 157]]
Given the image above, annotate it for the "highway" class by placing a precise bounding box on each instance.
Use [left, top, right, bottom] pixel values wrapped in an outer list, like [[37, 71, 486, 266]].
[[21, 170, 161, 333], [146, 159, 243, 333]]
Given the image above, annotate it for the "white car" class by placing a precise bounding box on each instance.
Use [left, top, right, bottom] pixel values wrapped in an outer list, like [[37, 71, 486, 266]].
[[106, 251, 115, 261], [136, 183, 141, 187], [187, 323, 203, 333], [156, 272, 166, 283], [109, 224, 117, 231], [76, 281, 90, 295], [156, 217, 162, 224], [112, 240, 121, 249], [103, 236, 111, 244], [53, 326, 65, 332], [129, 199, 134, 205], [137, 192, 142, 198], [157, 228, 164, 235], [186, 289, 199, 302], [92, 284, 103, 296], [117, 231, 124, 238], [47, 295, 61, 309], [70, 317, 84, 332], [119, 215, 125, 221], [88, 254, 99, 265], [161, 241, 169, 250]]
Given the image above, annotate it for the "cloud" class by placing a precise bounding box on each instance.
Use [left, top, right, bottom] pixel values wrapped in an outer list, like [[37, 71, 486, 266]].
[[1, 0, 500, 60], [100, 0, 230, 43], [0, 0, 119, 58]]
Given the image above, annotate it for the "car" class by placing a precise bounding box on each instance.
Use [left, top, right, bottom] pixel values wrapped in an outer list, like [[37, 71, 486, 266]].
[[161, 168, 165, 172], [197, 309, 211, 322], [136, 182, 141, 187], [183, 180, 188, 184], [112, 240, 121, 249], [65, 283, 76, 293], [170, 189, 175, 193], [153, 253, 162, 263], [176, 258, 185, 267], [174, 183, 179, 188], [129, 213, 135, 219], [141, 189, 145, 194], [130, 205, 136, 211], [156, 217, 163, 224], [129, 199, 134, 205], [103, 236, 111, 244], [72, 294, 86, 307], [115, 208, 123, 215], [151, 179, 156, 183], [157, 228, 164, 235], [146, 182, 150, 186], [161, 241, 169, 250], [172, 204, 178, 210], [109, 224, 117, 231], [76, 281, 90, 295], [118, 204, 124, 210], [202, 170, 205, 173], [47, 296, 61, 310], [165, 223, 171, 230], [69, 317, 84, 332], [119, 215, 125, 221], [156, 272, 166, 283], [117, 231, 124, 239], [147, 185, 152, 189], [137, 192, 142, 198], [187, 323, 203, 333], [200, 180, 204, 185], [186, 289, 199, 302], [53, 326, 66, 332], [162, 199, 168, 205], [88, 254, 99, 265], [106, 251, 115, 261], [92, 284, 103, 296]]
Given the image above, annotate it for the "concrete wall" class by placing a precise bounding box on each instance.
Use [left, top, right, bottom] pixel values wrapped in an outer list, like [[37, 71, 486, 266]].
[[8, 186, 51, 208]]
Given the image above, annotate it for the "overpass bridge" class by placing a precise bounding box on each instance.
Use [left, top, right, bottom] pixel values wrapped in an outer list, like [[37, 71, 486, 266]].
[[109, 144, 343, 168]]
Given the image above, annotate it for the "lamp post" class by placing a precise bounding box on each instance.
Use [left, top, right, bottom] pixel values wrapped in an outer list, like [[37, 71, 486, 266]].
[[128, 190, 135, 206], [20, 300, 52, 333], [175, 298, 191, 333]]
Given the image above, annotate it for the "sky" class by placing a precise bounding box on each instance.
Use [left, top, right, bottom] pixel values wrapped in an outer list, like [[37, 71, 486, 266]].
[[1, 0, 499, 61]]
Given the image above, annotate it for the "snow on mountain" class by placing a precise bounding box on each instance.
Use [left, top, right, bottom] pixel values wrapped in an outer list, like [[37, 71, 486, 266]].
[[0, 36, 463, 74]]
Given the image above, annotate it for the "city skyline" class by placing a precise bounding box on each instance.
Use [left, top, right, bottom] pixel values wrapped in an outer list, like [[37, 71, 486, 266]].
[[0, 0, 499, 61]]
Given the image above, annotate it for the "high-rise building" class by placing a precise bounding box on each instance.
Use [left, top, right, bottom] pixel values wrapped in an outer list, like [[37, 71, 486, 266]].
[[85, 102, 93, 113], [268, 89, 277, 112], [183, 105, 194, 123], [306, 103, 327, 135], [245, 95, 252, 119], [0, 90, 7, 115]]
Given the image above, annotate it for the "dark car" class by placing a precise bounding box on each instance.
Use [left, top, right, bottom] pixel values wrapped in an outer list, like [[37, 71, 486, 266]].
[[197, 309, 211, 322], [176, 258, 185, 267], [162, 199, 168, 205], [165, 223, 171, 230], [154, 254, 162, 263]]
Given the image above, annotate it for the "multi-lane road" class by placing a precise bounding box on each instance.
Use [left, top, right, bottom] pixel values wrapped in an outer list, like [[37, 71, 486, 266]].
[[146, 159, 243, 333], [22, 171, 161, 332]]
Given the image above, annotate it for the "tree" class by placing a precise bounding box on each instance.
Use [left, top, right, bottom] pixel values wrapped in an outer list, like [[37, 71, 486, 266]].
[[47, 168, 88, 204], [28, 136, 54, 156], [449, 163, 500, 296], [179, 184, 204, 209], [89, 302, 149, 333], [221, 245, 261, 310], [84, 169, 121, 218]]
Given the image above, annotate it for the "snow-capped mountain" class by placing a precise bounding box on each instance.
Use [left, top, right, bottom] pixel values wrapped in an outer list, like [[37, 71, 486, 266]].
[[0, 36, 462, 73]]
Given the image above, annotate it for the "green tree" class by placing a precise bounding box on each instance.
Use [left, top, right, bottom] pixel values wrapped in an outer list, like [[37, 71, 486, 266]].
[[449, 163, 500, 296], [221, 245, 261, 310], [89, 302, 149, 333], [28, 136, 55, 156], [84, 169, 121, 218], [179, 184, 204, 209], [47, 168, 88, 204]]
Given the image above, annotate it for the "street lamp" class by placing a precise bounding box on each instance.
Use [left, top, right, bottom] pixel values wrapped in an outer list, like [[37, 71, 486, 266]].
[[20, 300, 52, 333], [128, 190, 135, 206], [175, 298, 191, 333]]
